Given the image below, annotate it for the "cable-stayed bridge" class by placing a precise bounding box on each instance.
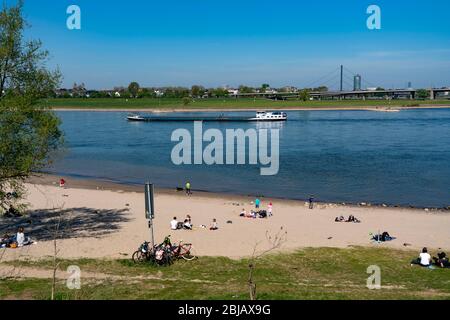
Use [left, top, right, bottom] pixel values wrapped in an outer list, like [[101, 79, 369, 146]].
[[235, 66, 450, 100]]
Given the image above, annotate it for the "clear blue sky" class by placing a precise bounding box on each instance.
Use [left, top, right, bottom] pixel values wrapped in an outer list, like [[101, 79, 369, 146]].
[[15, 0, 450, 89]]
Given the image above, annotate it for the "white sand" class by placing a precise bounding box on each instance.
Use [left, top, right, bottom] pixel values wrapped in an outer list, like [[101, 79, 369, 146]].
[[1, 183, 449, 261]]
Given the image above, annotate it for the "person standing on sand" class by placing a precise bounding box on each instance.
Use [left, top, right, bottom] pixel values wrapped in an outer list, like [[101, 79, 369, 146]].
[[255, 198, 261, 209], [185, 182, 192, 196], [268, 202, 273, 217], [309, 196, 315, 210], [59, 178, 66, 188]]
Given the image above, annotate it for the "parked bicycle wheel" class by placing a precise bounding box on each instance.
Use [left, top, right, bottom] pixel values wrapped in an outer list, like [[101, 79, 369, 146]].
[[181, 245, 197, 261], [132, 250, 146, 263]]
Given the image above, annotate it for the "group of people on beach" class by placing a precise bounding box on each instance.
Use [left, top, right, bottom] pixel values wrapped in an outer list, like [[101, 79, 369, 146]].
[[1, 227, 32, 248], [411, 248, 450, 269], [170, 215, 219, 231], [335, 215, 361, 223], [240, 199, 273, 219]]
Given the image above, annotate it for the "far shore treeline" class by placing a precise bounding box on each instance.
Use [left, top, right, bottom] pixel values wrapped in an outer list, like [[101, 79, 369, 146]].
[[53, 83, 437, 102], [57, 83, 328, 101]]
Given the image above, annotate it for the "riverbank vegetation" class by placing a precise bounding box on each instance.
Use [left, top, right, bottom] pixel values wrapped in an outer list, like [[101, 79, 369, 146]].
[[1, 247, 449, 300], [45, 97, 450, 110]]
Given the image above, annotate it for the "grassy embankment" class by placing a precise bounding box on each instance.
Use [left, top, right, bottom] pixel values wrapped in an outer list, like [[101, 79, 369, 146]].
[[45, 98, 450, 110], [1, 247, 449, 300]]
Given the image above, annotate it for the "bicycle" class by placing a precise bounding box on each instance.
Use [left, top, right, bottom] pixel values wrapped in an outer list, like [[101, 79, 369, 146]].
[[132, 241, 151, 263], [171, 241, 197, 261]]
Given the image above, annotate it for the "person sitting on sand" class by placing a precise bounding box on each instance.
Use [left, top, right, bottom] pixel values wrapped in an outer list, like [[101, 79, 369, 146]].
[[240, 209, 246, 217], [411, 247, 432, 267], [210, 219, 218, 230], [0, 233, 13, 248], [170, 217, 179, 230], [433, 252, 450, 268], [183, 219, 192, 230]]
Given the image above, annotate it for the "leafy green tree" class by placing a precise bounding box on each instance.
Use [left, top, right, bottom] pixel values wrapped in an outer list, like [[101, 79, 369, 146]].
[[299, 89, 310, 101], [238, 85, 254, 94], [260, 84, 270, 93], [0, 1, 63, 215], [128, 82, 140, 98], [416, 89, 430, 100], [212, 87, 229, 98], [191, 85, 205, 98], [182, 96, 191, 106]]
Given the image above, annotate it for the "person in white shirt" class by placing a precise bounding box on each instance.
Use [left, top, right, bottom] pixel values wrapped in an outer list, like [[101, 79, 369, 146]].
[[412, 247, 432, 267], [419, 248, 432, 266], [16, 227, 25, 247], [170, 217, 179, 230], [210, 219, 218, 230], [268, 202, 273, 217]]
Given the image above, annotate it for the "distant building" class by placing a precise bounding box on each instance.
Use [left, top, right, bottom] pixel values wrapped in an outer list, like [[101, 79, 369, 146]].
[[227, 89, 239, 96], [154, 90, 164, 97], [353, 75, 362, 91]]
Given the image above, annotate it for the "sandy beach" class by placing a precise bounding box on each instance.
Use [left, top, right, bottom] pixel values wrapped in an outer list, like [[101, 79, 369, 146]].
[[1, 176, 449, 262], [51, 105, 450, 113]]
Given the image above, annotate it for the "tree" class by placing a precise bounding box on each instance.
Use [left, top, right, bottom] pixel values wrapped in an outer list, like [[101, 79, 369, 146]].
[[212, 87, 229, 98], [248, 228, 287, 300], [191, 85, 205, 98], [260, 83, 270, 93], [182, 96, 191, 106], [128, 82, 140, 98], [416, 89, 430, 100], [299, 89, 310, 101], [238, 85, 254, 94], [72, 82, 86, 98], [0, 1, 63, 215]]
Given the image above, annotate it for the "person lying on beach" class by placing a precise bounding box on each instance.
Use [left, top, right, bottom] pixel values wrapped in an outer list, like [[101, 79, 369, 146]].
[[257, 210, 268, 218], [210, 219, 219, 230], [371, 231, 393, 242], [411, 247, 432, 267], [433, 252, 450, 268], [335, 216, 345, 222]]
